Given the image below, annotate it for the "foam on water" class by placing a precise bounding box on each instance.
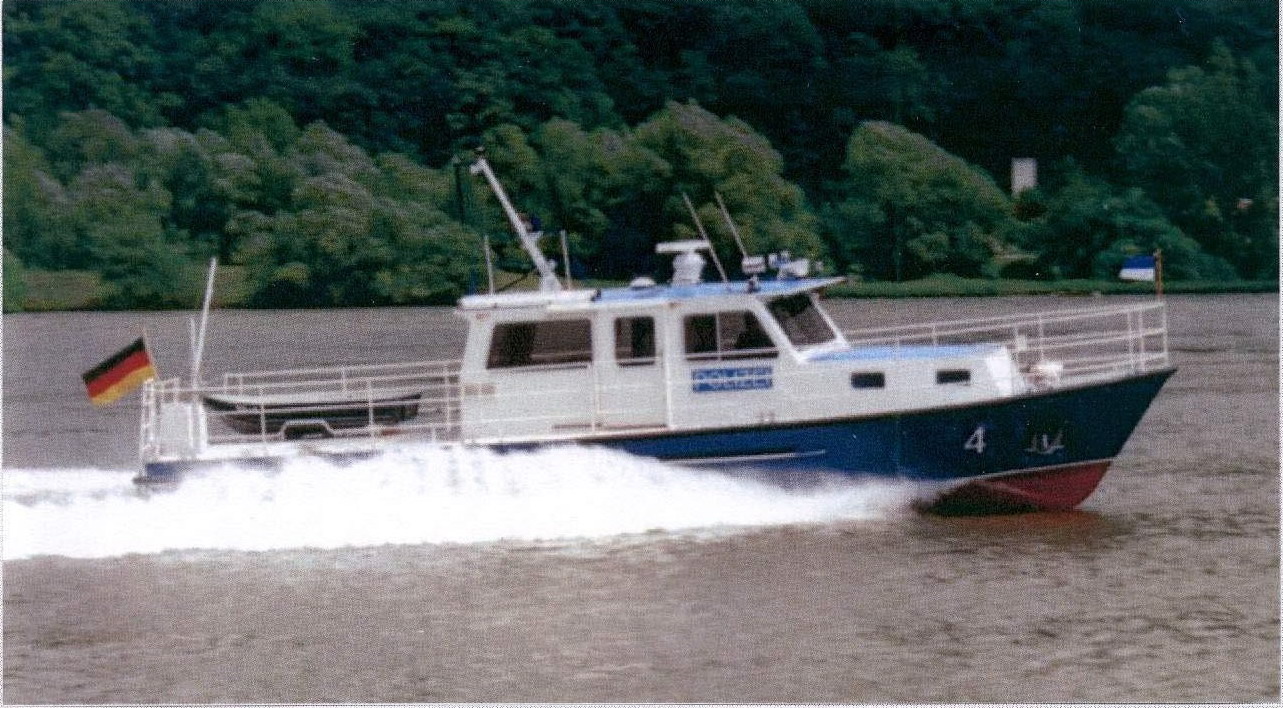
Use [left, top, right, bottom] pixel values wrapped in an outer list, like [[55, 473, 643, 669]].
[[3, 445, 919, 559]]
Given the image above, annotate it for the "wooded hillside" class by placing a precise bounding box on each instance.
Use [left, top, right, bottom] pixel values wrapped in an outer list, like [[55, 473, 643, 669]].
[[4, 0, 1277, 309]]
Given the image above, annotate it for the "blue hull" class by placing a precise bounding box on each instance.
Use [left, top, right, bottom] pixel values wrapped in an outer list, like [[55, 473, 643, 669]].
[[604, 368, 1173, 479], [138, 368, 1175, 513]]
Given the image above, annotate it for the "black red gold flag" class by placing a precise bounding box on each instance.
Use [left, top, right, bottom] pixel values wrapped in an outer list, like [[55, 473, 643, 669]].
[[82, 338, 156, 405]]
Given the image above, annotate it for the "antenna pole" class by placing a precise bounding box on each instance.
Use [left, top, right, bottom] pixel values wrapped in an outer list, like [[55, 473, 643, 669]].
[[483, 233, 496, 294], [191, 257, 217, 385], [714, 191, 750, 259], [559, 230, 574, 289], [681, 193, 729, 283]]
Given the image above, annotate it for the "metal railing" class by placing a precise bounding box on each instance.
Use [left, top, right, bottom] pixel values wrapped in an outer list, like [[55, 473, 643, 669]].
[[140, 301, 1169, 461], [841, 301, 1169, 382], [219, 359, 461, 397]]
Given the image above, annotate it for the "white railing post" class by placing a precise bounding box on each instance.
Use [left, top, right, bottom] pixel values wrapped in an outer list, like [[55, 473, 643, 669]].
[[138, 383, 150, 460], [186, 396, 196, 452], [1126, 310, 1136, 371], [1137, 308, 1147, 366], [590, 363, 600, 432], [1037, 315, 1045, 362], [1160, 303, 1170, 366], [258, 385, 268, 444]]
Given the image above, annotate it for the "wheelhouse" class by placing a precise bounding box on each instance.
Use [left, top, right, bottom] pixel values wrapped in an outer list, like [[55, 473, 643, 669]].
[[451, 277, 1023, 442]]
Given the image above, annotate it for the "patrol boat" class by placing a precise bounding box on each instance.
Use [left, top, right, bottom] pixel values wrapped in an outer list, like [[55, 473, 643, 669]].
[[135, 156, 1175, 513]]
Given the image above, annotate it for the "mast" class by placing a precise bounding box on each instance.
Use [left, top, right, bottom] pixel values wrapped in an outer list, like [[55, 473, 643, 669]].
[[469, 153, 563, 293]]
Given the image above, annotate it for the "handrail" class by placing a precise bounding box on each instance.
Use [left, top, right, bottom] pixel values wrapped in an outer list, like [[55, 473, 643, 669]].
[[841, 301, 1165, 341], [841, 302, 1167, 372]]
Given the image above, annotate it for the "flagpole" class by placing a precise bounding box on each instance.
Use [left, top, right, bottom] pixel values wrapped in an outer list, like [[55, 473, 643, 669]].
[[191, 257, 218, 385], [139, 325, 151, 457]]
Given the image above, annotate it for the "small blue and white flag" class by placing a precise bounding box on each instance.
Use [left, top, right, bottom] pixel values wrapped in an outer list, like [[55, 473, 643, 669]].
[[1119, 254, 1156, 282]]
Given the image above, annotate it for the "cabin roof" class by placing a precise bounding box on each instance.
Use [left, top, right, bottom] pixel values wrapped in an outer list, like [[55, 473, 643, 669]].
[[458, 276, 844, 311], [595, 276, 843, 304]]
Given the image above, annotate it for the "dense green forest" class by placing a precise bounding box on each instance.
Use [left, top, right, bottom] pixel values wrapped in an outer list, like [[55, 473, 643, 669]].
[[3, 0, 1277, 310]]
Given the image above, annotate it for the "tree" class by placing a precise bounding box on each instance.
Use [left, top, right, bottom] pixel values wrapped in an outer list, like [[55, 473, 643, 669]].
[[630, 101, 825, 276], [142, 127, 230, 261], [827, 38, 946, 129], [1115, 41, 1278, 278], [238, 172, 388, 306], [367, 154, 478, 304], [236, 123, 479, 307], [3, 0, 1277, 304], [823, 121, 1016, 280], [44, 109, 142, 182], [196, 99, 304, 259], [1015, 162, 1235, 280], [2, 0, 176, 134], [467, 104, 823, 282], [239, 0, 364, 128], [612, 0, 830, 180], [3, 123, 78, 268], [69, 163, 192, 309], [471, 119, 624, 275], [342, 5, 464, 161]]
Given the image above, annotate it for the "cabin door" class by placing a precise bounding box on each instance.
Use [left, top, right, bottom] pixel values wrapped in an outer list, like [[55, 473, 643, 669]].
[[596, 313, 668, 429]]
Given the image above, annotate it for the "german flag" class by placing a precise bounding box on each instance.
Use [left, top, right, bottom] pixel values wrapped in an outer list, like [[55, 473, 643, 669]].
[[82, 337, 156, 405]]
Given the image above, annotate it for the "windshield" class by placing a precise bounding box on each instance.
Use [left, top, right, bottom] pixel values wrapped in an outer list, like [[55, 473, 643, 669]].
[[767, 293, 838, 347]]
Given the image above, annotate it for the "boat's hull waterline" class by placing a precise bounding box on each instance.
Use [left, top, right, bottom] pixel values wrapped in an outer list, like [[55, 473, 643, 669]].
[[136, 368, 1174, 514]]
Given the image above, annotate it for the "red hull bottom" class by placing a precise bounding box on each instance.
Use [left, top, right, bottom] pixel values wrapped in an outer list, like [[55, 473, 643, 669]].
[[924, 460, 1112, 515]]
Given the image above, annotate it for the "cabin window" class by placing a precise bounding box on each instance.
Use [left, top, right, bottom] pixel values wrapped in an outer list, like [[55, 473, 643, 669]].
[[936, 369, 971, 385], [767, 293, 837, 346], [684, 311, 778, 361], [614, 316, 656, 366], [487, 319, 593, 369], [850, 372, 886, 389]]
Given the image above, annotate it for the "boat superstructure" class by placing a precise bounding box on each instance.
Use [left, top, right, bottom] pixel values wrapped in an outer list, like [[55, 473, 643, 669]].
[[136, 156, 1174, 513]]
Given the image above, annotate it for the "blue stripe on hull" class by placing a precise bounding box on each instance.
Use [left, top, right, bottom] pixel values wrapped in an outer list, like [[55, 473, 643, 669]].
[[140, 369, 1174, 495], [596, 367, 1175, 484]]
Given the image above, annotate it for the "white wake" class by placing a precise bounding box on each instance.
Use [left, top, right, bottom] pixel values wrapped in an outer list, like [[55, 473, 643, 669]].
[[3, 445, 918, 559]]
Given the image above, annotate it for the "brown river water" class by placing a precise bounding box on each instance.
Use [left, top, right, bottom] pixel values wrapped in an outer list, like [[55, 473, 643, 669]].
[[2, 294, 1277, 703]]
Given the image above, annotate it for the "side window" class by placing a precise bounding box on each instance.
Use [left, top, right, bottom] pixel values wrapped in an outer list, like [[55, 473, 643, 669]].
[[684, 314, 718, 358], [936, 369, 971, 385], [614, 316, 656, 366], [684, 311, 778, 361], [850, 372, 886, 389], [487, 319, 592, 369]]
